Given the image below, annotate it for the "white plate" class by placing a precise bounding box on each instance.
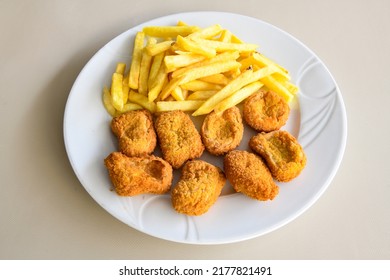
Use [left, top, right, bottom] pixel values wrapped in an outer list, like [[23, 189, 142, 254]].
[[64, 12, 347, 244]]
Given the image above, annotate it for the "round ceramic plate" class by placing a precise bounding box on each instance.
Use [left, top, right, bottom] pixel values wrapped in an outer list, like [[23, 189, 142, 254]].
[[64, 12, 347, 244]]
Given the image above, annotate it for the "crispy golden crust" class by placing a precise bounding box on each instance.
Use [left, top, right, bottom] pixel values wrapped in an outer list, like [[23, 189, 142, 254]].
[[224, 150, 279, 201], [201, 106, 244, 156], [111, 109, 157, 157], [155, 110, 204, 169], [104, 152, 173, 196], [243, 91, 290, 132], [171, 160, 226, 216], [249, 130, 306, 182]]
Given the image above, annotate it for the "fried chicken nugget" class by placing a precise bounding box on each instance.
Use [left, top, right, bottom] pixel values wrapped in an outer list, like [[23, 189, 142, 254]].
[[155, 110, 204, 169], [111, 110, 156, 157], [249, 130, 306, 182], [243, 90, 290, 132], [171, 160, 226, 216], [104, 152, 173, 196], [224, 150, 279, 201], [201, 106, 244, 156]]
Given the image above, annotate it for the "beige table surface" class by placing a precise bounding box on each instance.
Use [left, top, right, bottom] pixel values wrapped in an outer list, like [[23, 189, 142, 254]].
[[1, 0, 389, 260]]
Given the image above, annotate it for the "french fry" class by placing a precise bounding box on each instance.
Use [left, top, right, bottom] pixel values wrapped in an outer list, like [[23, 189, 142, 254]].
[[180, 80, 223, 91], [187, 90, 217, 100], [145, 40, 174, 56], [129, 32, 145, 89], [142, 25, 200, 37], [171, 86, 185, 101], [171, 51, 239, 78], [198, 73, 230, 85], [115, 62, 126, 74], [138, 39, 155, 95], [128, 90, 156, 113], [219, 29, 232, 42], [102, 87, 116, 117], [214, 81, 263, 113], [192, 67, 275, 116], [175, 35, 216, 58], [191, 38, 258, 53], [156, 100, 204, 112], [148, 51, 165, 89], [177, 20, 188, 26], [122, 72, 129, 104], [177, 60, 240, 85], [164, 53, 205, 72], [118, 102, 143, 114], [148, 62, 168, 102], [110, 72, 124, 111], [253, 52, 288, 74], [260, 75, 294, 102], [187, 24, 223, 39], [159, 76, 185, 100]]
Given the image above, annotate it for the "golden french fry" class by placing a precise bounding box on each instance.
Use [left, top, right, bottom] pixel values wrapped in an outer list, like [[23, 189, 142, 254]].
[[159, 76, 185, 100], [187, 90, 217, 100], [177, 20, 188, 26], [260, 75, 294, 102], [214, 81, 263, 113], [192, 67, 275, 116], [128, 90, 156, 113], [148, 63, 168, 102], [145, 40, 174, 56], [178, 60, 240, 85], [171, 51, 239, 78], [175, 35, 216, 58], [180, 80, 223, 91], [253, 52, 288, 74], [156, 100, 204, 112], [164, 53, 205, 72], [142, 25, 200, 37], [171, 86, 185, 101], [187, 24, 223, 39], [138, 40, 155, 95], [118, 102, 143, 114], [115, 62, 126, 74], [191, 38, 258, 53], [148, 51, 165, 89], [110, 72, 124, 111], [129, 32, 145, 89], [198, 73, 230, 85], [219, 29, 232, 42], [103, 87, 116, 117], [122, 72, 129, 104]]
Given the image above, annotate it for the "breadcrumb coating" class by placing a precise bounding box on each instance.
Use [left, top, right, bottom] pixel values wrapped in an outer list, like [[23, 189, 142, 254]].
[[104, 152, 172, 196], [155, 110, 204, 169], [224, 150, 279, 201], [249, 130, 306, 182], [111, 109, 157, 157], [201, 106, 244, 155], [171, 160, 226, 216], [243, 91, 290, 132]]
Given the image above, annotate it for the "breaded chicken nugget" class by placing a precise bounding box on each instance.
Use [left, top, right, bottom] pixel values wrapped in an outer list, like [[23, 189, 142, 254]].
[[249, 130, 306, 182], [104, 152, 172, 196], [111, 109, 156, 157], [171, 160, 226, 216], [243, 90, 290, 132], [201, 106, 244, 155], [155, 110, 204, 169], [224, 150, 279, 201]]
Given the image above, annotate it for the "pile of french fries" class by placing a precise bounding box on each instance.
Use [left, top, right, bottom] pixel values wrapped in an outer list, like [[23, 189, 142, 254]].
[[103, 21, 298, 117]]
